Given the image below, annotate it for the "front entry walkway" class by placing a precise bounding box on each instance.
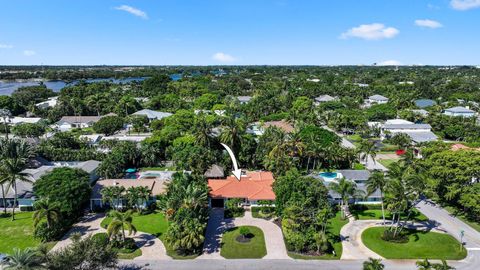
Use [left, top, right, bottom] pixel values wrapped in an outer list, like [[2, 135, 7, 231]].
[[199, 208, 290, 260]]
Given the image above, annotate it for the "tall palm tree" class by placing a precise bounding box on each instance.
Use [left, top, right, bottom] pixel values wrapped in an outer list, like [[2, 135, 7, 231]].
[[363, 258, 385, 270], [2, 247, 44, 270], [107, 210, 137, 243], [32, 198, 60, 229], [329, 177, 364, 219], [366, 171, 388, 225], [0, 108, 12, 139], [0, 139, 34, 221], [360, 139, 377, 164], [220, 115, 245, 153]]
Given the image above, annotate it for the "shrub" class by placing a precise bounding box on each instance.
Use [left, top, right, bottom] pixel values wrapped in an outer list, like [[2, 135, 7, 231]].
[[34, 221, 67, 242], [92, 233, 110, 246]]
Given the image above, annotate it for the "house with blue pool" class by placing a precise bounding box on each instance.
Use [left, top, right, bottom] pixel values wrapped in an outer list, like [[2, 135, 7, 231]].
[[312, 170, 382, 204]]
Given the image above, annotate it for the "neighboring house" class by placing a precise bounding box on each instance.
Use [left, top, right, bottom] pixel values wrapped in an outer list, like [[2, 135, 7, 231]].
[[236, 96, 252, 104], [5, 117, 42, 126], [79, 134, 103, 145], [102, 134, 151, 143], [194, 109, 226, 116], [0, 160, 101, 209], [55, 115, 105, 132], [90, 178, 169, 210], [381, 119, 437, 143], [414, 99, 436, 109], [443, 106, 477, 118], [246, 120, 294, 136], [204, 164, 225, 179], [368, 94, 389, 105], [35, 96, 58, 109], [314, 94, 339, 105], [356, 83, 370, 87], [314, 170, 381, 204], [208, 171, 275, 208], [131, 109, 172, 121], [411, 109, 429, 117]]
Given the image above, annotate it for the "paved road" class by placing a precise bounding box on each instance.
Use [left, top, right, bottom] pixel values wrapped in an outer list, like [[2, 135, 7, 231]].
[[416, 199, 480, 249]]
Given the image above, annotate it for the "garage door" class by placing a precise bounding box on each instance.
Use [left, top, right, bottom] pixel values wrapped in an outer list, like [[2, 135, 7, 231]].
[[211, 199, 224, 208]]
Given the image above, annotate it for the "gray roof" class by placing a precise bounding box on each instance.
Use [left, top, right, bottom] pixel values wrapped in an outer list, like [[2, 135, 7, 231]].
[[337, 170, 371, 181], [204, 164, 225, 178], [58, 116, 103, 124], [369, 94, 389, 101], [132, 109, 172, 120], [444, 106, 475, 113], [236, 96, 252, 102], [403, 131, 438, 143], [383, 123, 432, 130], [414, 99, 436, 108], [315, 95, 337, 102]]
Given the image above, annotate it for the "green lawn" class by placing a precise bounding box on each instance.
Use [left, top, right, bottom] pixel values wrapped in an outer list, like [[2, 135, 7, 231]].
[[0, 212, 42, 254], [288, 211, 348, 260], [444, 206, 480, 232], [378, 159, 397, 168], [251, 207, 275, 219], [362, 227, 467, 260], [220, 226, 267, 259], [101, 211, 198, 259], [351, 207, 428, 222]]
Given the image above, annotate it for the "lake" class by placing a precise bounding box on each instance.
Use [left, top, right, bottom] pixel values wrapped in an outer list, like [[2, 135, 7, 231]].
[[0, 74, 183, 96]]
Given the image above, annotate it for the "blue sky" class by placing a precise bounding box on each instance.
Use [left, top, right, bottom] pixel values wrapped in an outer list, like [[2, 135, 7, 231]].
[[0, 0, 479, 65]]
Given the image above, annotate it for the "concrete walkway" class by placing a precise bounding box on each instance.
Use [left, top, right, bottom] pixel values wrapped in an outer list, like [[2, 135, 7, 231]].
[[51, 213, 171, 260], [199, 208, 289, 260]]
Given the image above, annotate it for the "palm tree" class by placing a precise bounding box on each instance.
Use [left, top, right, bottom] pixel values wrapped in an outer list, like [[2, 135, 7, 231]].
[[101, 185, 126, 210], [366, 171, 388, 225], [0, 139, 34, 221], [32, 198, 60, 229], [329, 177, 364, 219], [360, 139, 377, 164], [0, 108, 12, 139], [106, 210, 137, 243], [220, 115, 245, 153], [363, 258, 385, 270], [432, 260, 455, 270], [416, 258, 433, 270], [2, 248, 44, 270]]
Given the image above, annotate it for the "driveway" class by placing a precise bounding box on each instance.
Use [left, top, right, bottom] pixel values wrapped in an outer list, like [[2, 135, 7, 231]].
[[199, 208, 289, 260], [51, 213, 171, 260]]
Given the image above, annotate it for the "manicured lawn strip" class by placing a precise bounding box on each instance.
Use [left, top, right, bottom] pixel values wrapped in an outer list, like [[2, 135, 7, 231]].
[[220, 226, 267, 259], [0, 212, 41, 254], [378, 159, 397, 168], [287, 211, 348, 260], [251, 207, 275, 219], [444, 206, 480, 232], [362, 227, 467, 260], [351, 207, 428, 222], [117, 248, 142, 259], [101, 211, 199, 259]]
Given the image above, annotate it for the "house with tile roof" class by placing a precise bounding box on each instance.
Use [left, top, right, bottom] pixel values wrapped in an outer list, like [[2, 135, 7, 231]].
[[207, 171, 275, 208], [246, 120, 294, 136]]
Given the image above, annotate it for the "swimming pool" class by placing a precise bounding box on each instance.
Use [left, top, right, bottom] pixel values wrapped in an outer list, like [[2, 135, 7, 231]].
[[319, 172, 342, 182]]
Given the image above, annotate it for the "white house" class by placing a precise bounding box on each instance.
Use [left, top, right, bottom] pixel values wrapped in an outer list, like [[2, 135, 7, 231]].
[[368, 94, 389, 105], [0, 160, 101, 209], [5, 117, 42, 126], [236, 96, 252, 104], [35, 96, 58, 109], [55, 115, 104, 132], [314, 94, 339, 105], [443, 106, 477, 118], [381, 119, 437, 143], [131, 109, 172, 121]]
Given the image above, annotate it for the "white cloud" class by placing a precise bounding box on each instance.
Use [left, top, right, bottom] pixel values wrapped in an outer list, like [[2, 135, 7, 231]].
[[0, 44, 13, 49], [114, 5, 148, 19], [212, 52, 236, 63], [340, 23, 399, 40], [23, 50, 36, 56], [415, 19, 443, 28], [378, 60, 402, 66], [450, 0, 480, 10]]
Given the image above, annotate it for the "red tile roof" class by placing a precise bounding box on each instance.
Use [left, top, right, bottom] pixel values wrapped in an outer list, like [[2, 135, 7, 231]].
[[208, 171, 275, 201]]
